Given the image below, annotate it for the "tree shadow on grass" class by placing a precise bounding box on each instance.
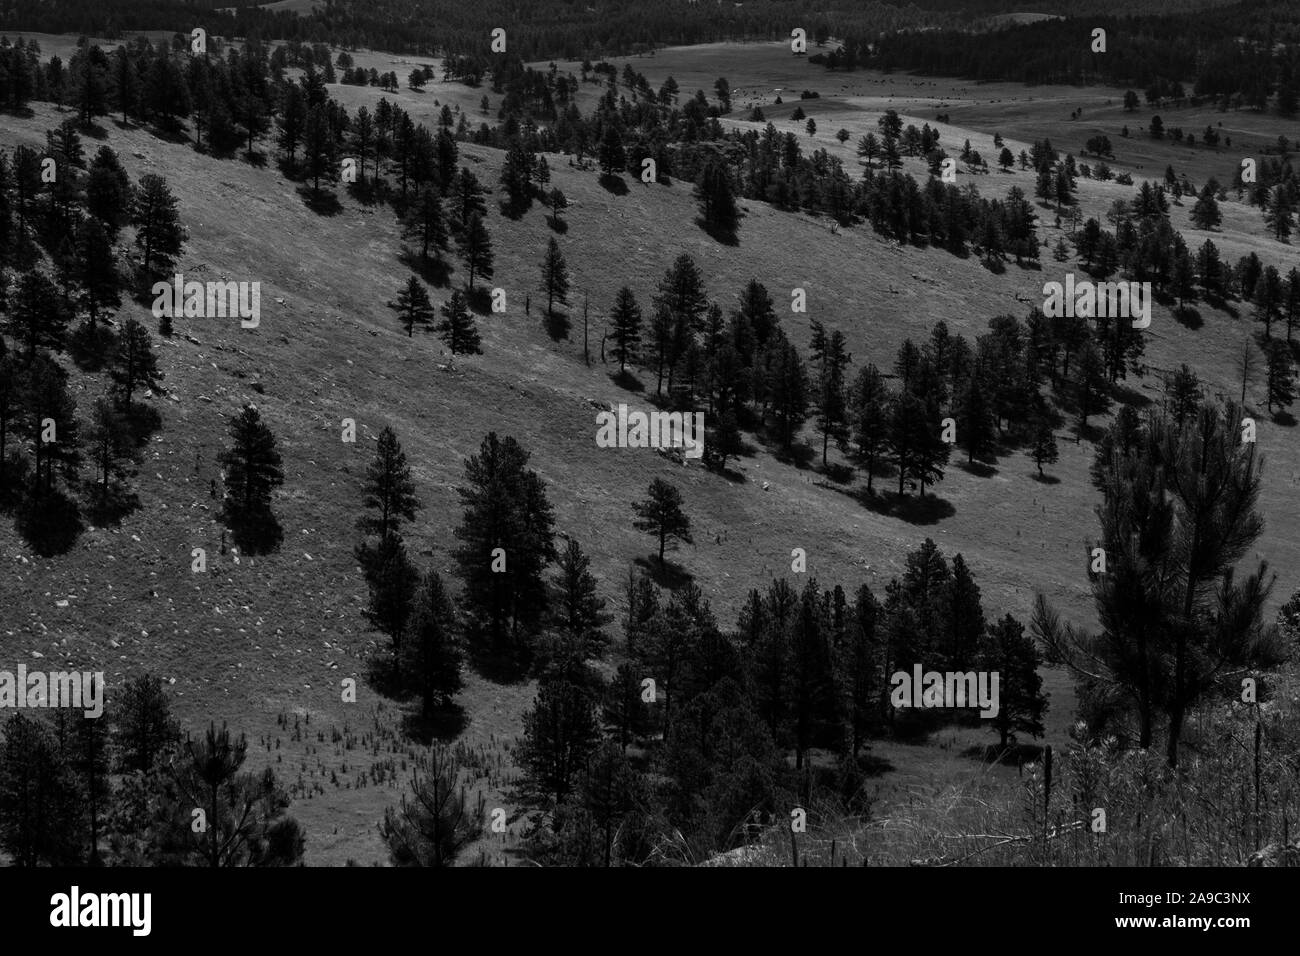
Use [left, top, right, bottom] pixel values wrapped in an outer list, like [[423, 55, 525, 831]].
[[465, 285, 493, 315], [398, 249, 452, 288], [609, 369, 645, 393], [242, 150, 269, 169], [77, 120, 109, 141], [696, 217, 740, 247], [767, 438, 817, 470], [820, 461, 855, 485], [634, 555, 693, 590], [1174, 305, 1203, 330], [1111, 383, 1152, 408], [366, 653, 405, 699], [852, 487, 955, 525], [599, 173, 629, 196], [543, 309, 570, 341], [83, 482, 141, 527], [965, 741, 1045, 767], [855, 751, 895, 777], [346, 179, 384, 207], [468, 644, 532, 685], [297, 186, 343, 216], [401, 705, 468, 745], [956, 459, 998, 478], [1031, 471, 1062, 485], [1272, 410, 1297, 427], [148, 122, 191, 145], [546, 214, 569, 234], [705, 460, 747, 483]]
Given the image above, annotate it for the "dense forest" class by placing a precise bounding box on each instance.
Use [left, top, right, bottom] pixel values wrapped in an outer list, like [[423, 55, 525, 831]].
[[823, 1, 1300, 103]]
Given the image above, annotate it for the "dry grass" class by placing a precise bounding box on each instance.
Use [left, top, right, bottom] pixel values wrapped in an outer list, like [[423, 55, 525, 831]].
[[2, 41, 1299, 864]]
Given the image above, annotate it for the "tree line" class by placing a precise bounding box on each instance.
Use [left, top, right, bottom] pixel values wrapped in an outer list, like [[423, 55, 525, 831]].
[[350, 423, 1049, 865], [0, 674, 304, 866]]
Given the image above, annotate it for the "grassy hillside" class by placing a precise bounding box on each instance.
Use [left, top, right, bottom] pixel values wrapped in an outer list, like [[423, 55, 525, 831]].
[[3, 41, 1298, 864]]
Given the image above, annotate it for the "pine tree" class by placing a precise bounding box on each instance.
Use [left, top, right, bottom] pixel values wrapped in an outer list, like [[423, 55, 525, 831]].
[[540, 236, 569, 317], [602, 663, 648, 753], [1073, 341, 1111, 440], [76, 217, 121, 323], [218, 404, 284, 553], [500, 138, 536, 213], [1190, 186, 1221, 230], [1264, 185, 1294, 242], [357, 426, 420, 541], [1030, 417, 1059, 477], [631, 477, 692, 566], [452, 433, 557, 666], [942, 554, 986, 669], [768, 336, 808, 454], [6, 272, 67, 363], [814, 328, 851, 466], [851, 363, 890, 492], [392, 276, 435, 337], [379, 744, 483, 866], [598, 124, 625, 178], [0, 355, 22, 496], [548, 538, 612, 665], [1256, 265, 1282, 338], [1266, 339, 1295, 413], [957, 370, 994, 465], [977, 614, 1046, 749], [0, 714, 81, 866], [301, 103, 335, 198], [400, 571, 464, 718], [694, 160, 739, 235], [22, 353, 81, 497], [1034, 401, 1274, 766], [1165, 364, 1202, 426], [359, 532, 420, 647], [403, 187, 448, 262], [519, 675, 600, 804], [153, 723, 303, 866], [890, 391, 948, 496], [70, 46, 108, 125], [85, 397, 134, 510], [130, 174, 186, 276], [53, 709, 111, 864], [110, 318, 162, 408], [85, 146, 132, 240], [111, 673, 181, 775], [787, 580, 834, 769], [276, 83, 307, 166], [838, 584, 881, 756], [111, 48, 138, 124], [575, 741, 643, 867], [706, 408, 743, 472], [436, 289, 481, 355], [450, 167, 487, 235], [608, 286, 641, 373], [457, 213, 493, 290]]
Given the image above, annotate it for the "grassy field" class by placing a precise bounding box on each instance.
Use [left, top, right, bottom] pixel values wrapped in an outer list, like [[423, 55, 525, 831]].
[[3, 39, 1299, 864]]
